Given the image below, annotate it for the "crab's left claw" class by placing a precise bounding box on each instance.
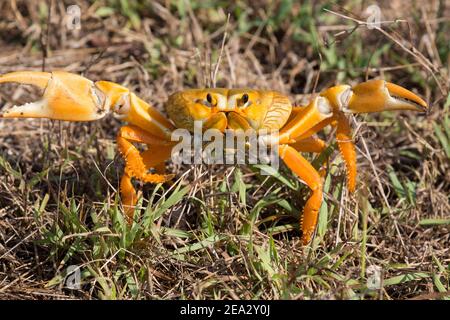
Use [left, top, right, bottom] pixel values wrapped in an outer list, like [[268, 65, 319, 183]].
[[0, 71, 109, 121], [322, 80, 428, 114], [316, 79, 427, 197]]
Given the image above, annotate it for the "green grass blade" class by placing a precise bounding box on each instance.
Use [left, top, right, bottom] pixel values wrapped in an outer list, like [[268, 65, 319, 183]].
[[383, 272, 430, 286], [419, 218, 450, 226]]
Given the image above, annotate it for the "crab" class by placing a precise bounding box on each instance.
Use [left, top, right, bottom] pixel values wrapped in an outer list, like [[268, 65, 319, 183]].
[[0, 71, 427, 244]]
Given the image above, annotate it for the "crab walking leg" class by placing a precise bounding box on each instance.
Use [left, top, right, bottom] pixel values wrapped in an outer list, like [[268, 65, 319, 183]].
[[290, 136, 326, 154], [117, 126, 175, 219], [118, 125, 174, 146], [141, 146, 173, 174], [117, 126, 175, 183], [291, 114, 356, 192], [335, 113, 357, 192], [290, 136, 329, 179], [119, 146, 174, 218], [120, 173, 138, 220], [279, 145, 323, 245]]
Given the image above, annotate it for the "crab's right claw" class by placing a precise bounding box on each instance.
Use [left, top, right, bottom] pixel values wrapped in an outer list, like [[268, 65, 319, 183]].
[[0, 71, 109, 121]]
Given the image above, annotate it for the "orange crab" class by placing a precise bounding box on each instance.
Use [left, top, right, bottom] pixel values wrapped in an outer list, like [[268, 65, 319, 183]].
[[0, 71, 427, 244]]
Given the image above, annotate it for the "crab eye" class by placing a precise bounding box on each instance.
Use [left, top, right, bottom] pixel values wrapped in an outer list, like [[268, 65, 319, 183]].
[[206, 93, 212, 104], [238, 93, 251, 108]]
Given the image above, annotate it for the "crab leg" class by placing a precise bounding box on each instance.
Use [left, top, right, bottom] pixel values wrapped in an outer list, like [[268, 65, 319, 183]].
[[117, 126, 175, 219], [335, 112, 356, 192], [117, 126, 175, 184], [120, 146, 174, 219], [279, 145, 323, 245], [141, 147, 173, 174], [290, 136, 326, 154]]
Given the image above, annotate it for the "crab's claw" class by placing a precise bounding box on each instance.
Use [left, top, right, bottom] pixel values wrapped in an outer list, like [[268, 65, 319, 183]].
[[322, 80, 428, 114], [0, 71, 109, 121]]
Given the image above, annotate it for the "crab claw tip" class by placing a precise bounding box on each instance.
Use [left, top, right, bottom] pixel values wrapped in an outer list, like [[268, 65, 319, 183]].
[[0, 71, 52, 89], [385, 82, 428, 112]]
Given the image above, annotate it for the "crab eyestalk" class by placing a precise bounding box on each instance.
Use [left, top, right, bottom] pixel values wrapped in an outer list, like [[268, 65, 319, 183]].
[[0, 71, 111, 121], [321, 79, 428, 114]]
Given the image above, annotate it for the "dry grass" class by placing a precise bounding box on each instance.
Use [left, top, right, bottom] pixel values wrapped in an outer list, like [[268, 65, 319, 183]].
[[0, 0, 449, 300]]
